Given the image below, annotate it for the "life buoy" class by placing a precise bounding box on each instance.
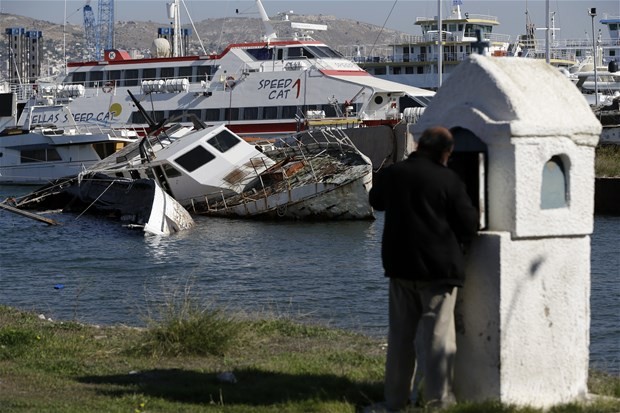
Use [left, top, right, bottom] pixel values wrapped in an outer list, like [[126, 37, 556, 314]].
[[225, 76, 236, 89], [102, 81, 115, 93]]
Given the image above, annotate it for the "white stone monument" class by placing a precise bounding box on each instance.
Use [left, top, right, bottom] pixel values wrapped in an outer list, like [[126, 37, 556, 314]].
[[412, 54, 601, 408]]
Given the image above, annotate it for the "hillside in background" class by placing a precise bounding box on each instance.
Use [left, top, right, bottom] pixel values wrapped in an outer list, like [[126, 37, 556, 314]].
[[0, 11, 406, 65]]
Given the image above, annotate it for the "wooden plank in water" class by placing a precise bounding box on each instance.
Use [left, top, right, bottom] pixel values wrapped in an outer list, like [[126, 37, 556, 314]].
[[0, 202, 60, 226]]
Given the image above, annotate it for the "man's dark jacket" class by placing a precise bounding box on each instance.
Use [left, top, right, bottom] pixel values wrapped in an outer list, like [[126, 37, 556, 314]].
[[369, 153, 479, 287]]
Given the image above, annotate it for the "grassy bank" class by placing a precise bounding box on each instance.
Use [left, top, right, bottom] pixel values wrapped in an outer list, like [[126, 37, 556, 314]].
[[0, 305, 618, 413], [596, 144, 620, 177]]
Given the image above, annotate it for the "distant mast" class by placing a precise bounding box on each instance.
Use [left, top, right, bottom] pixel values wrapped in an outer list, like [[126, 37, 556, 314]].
[[167, 0, 183, 57]]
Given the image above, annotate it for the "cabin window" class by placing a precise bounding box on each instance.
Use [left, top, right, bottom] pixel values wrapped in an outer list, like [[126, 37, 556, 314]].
[[88, 71, 103, 87], [169, 110, 184, 122], [162, 162, 182, 178], [21, 148, 61, 163], [247, 47, 273, 60], [153, 111, 165, 123], [207, 129, 241, 153], [108, 70, 121, 82], [174, 145, 216, 172], [161, 67, 174, 78], [196, 66, 212, 82], [277, 49, 284, 60], [243, 107, 259, 120], [130, 111, 146, 124], [125, 69, 139, 86], [406, 67, 414, 74], [264, 106, 278, 119], [72, 72, 86, 85], [205, 109, 221, 121], [323, 104, 337, 117], [185, 109, 203, 122], [142, 68, 156, 80], [288, 47, 303, 59], [93, 142, 121, 160], [541, 155, 568, 209], [375, 67, 387, 75], [281, 106, 298, 119], [224, 108, 239, 121], [179, 66, 193, 80]]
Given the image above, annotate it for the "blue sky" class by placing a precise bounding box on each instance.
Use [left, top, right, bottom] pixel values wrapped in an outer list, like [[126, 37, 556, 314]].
[[1, 0, 619, 40]]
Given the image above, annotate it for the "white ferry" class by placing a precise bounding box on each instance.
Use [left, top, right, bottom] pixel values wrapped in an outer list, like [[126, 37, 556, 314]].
[[1, 0, 434, 139]]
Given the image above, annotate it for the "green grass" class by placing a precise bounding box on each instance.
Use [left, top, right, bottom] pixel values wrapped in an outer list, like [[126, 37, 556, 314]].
[[596, 144, 620, 177], [0, 304, 618, 413]]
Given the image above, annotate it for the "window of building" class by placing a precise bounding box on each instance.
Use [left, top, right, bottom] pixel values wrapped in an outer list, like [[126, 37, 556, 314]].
[[541, 155, 568, 209]]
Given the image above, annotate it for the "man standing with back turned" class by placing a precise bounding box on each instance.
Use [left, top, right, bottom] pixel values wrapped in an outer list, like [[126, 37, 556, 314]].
[[368, 126, 479, 411]]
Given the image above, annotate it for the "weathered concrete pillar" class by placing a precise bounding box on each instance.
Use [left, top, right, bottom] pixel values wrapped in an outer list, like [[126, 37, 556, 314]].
[[412, 54, 601, 408]]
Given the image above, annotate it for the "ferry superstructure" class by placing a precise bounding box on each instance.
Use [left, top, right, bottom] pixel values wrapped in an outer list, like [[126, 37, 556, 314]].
[[0, 0, 435, 138], [352, 3, 620, 91]]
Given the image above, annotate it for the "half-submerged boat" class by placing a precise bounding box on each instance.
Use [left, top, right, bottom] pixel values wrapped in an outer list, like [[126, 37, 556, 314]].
[[7, 172, 195, 236], [82, 96, 374, 220]]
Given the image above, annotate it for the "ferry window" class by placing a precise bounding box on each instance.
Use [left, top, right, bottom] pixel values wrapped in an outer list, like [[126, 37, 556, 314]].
[[131, 111, 146, 124], [163, 163, 182, 178], [288, 47, 303, 59], [243, 107, 259, 120], [185, 109, 203, 122], [88, 71, 104, 87], [281, 106, 298, 119], [264, 106, 278, 119], [224, 108, 239, 121], [247, 47, 273, 60], [125, 69, 139, 86], [207, 129, 241, 153], [277, 49, 284, 60], [206, 109, 221, 121], [153, 111, 165, 123], [375, 67, 387, 75], [72, 72, 86, 85], [323, 104, 337, 117], [143, 68, 156, 80], [406, 67, 414, 74], [179, 66, 193, 80], [161, 67, 174, 78], [169, 110, 184, 122], [174, 146, 216, 172], [108, 70, 121, 82], [541, 155, 568, 209], [393, 67, 402, 75], [196, 66, 212, 82]]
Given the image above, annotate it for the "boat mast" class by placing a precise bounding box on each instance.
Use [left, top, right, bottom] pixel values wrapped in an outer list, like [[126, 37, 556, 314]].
[[438, 0, 443, 88], [167, 0, 183, 57], [256, 0, 277, 40]]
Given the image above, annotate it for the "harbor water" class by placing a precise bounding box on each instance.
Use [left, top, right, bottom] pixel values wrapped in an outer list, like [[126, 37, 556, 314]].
[[0, 186, 618, 376]]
